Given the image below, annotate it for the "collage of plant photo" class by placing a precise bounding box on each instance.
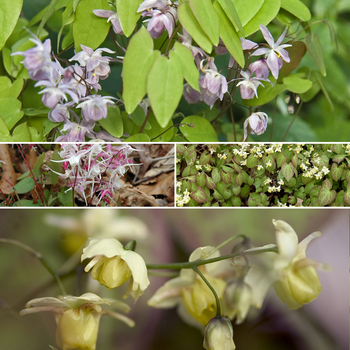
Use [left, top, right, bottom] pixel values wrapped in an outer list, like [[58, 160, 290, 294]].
[[0, 0, 349, 350]]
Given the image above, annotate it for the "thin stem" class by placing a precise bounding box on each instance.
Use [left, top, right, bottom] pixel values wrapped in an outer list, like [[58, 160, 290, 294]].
[[203, 234, 247, 259], [146, 246, 277, 270], [139, 107, 152, 134], [281, 99, 304, 141], [193, 266, 222, 317], [0, 239, 66, 295], [229, 105, 237, 142], [164, 24, 181, 55], [269, 96, 278, 141]]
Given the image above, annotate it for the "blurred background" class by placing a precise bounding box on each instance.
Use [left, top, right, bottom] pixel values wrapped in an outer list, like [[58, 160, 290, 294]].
[[0, 208, 348, 350]]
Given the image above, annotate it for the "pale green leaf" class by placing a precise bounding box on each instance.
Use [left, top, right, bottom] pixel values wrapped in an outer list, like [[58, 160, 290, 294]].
[[213, 1, 245, 68], [283, 75, 312, 93], [178, 2, 212, 53], [0, 0, 23, 51], [180, 116, 218, 141], [281, 0, 311, 21], [116, 0, 142, 37], [0, 97, 23, 130], [243, 0, 281, 37], [144, 113, 175, 142], [125, 134, 150, 142], [170, 42, 200, 91], [11, 123, 31, 141], [123, 27, 160, 114], [12, 177, 35, 194], [0, 116, 10, 137], [232, 0, 264, 26], [217, 0, 244, 36], [37, 0, 61, 36], [189, 0, 219, 46], [147, 55, 183, 128], [98, 105, 123, 138], [73, 0, 110, 51], [0, 77, 23, 98]]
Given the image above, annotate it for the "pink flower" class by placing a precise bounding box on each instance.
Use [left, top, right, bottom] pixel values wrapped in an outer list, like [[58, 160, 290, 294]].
[[235, 70, 266, 100], [93, 10, 123, 35], [243, 112, 268, 140]]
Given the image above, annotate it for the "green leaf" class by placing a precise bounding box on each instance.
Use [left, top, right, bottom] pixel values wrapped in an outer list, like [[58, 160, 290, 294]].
[[232, 0, 264, 27], [343, 189, 350, 206], [330, 163, 343, 182], [0, 77, 23, 98], [180, 116, 218, 142], [231, 196, 241, 206], [217, 0, 244, 36], [73, 0, 110, 51], [280, 0, 311, 21], [283, 75, 312, 94], [12, 177, 35, 194], [48, 149, 61, 186], [281, 162, 294, 181], [190, 186, 207, 203], [243, 82, 286, 106], [318, 180, 336, 206], [0, 97, 23, 130], [196, 173, 206, 188], [246, 154, 258, 168], [170, 42, 200, 91], [178, 2, 212, 53], [123, 27, 160, 114], [0, 116, 10, 138], [199, 152, 211, 165], [147, 55, 183, 128], [32, 154, 45, 178], [305, 33, 326, 76], [144, 112, 174, 142], [243, 0, 281, 37], [37, 0, 61, 36], [213, 1, 245, 67], [212, 167, 221, 184], [98, 105, 123, 138], [189, 0, 219, 46], [125, 134, 150, 142], [0, 0, 23, 51], [116, 0, 142, 37], [206, 175, 216, 189], [57, 0, 74, 51], [220, 170, 231, 184]]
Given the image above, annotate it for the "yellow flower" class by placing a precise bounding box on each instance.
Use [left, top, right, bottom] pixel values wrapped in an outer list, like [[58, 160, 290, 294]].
[[148, 246, 230, 329], [81, 238, 150, 300], [20, 293, 134, 350], [235, 220, 329, 311], [203, 317, 235, 350]]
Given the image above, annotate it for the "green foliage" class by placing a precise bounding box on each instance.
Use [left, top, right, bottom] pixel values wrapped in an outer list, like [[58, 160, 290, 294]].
[[176, 144, 350, 207]]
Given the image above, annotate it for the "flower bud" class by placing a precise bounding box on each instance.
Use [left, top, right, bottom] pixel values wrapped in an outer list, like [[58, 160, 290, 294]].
[[243, 112, 268, 141], [203, 317, 236, 350], [56, 305, 101, 350]]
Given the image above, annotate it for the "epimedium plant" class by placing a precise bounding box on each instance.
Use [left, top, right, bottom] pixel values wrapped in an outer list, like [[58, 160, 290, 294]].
[[3, 218, 330, 350], [0, 0, 333, 142], [176, 143, 350, 207]]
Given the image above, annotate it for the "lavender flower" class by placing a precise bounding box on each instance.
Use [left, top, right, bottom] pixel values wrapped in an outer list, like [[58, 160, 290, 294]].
[[243, 112, 268, 140], [251, 24, 292, 79], [93, 10, 124, 35], [56, 119, 95, 142], [249, 58, 270, 80], [183, 83, 201, 104], [235, 70, 266, 100], [179, 29, 206, 68], [76, 95, 116, 122]]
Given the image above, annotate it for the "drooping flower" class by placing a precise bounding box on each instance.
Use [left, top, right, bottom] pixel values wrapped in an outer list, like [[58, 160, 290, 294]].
[[179, 29, 206, 68], [203, 317, 236, 350], [76, 95, 116, 122], [199, 60, 228, 107], [234, 220, 329, 311], [93, 9, 124, 35], [243, 112, 268, 141], [20, 293, 134, 350], [249, 58, 270, 80], [55, 119, 95, 142], [82, 238, 150, 300], [148, 246, 231, 329], [138, 0, 178, 39], [251, 24, 292, 79]]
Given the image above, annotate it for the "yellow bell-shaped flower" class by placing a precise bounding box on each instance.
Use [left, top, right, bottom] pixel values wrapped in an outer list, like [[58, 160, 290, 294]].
[[56, 306, 101, 350], [182, 274, 226, 325], [203, 317, 236, 350]]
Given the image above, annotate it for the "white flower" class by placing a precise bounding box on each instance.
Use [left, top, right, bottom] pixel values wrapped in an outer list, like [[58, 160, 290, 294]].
[[203, 317, 236, 350], [81, 238, 150, 300]]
